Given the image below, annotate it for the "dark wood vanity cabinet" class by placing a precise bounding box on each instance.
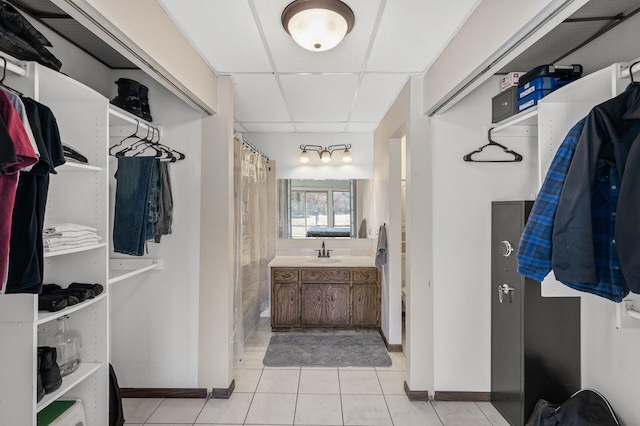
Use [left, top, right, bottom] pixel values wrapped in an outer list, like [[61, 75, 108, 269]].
[[272, 269, 299, 326], [271, 266, 380, 329]]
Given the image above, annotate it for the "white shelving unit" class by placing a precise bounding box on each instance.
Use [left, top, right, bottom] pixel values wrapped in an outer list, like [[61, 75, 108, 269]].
[[0, 56, 110, 425], [491, 62, 631, 298]]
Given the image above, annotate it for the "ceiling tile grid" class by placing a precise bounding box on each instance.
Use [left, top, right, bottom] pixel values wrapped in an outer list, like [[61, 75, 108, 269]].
[[159, 0, 481, 132]]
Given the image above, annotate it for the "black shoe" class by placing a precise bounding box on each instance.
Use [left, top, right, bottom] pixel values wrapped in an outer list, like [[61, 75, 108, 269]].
[[111, 78, 144, 119], [139, 84, 153, 122], [46, 287, 94, 302], [37, 352, 45, 402], [38, 294, 68, 312], [69, 283, 104, 297], [38, 347, 62, 394]]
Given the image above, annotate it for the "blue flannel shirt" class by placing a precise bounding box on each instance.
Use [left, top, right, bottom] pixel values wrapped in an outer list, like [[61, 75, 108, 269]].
[[517, 117, 628, 302], [517, 119, 586, 281]]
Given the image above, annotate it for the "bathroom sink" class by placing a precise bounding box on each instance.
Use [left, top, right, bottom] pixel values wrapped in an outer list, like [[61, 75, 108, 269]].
[[307, 258, 342, 264]]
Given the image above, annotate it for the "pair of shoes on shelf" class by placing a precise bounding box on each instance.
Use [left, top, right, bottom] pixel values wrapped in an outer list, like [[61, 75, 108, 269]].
[[37, 347, 62, 401], [38, 283, 103, 312], [111, 78, 153, 122]]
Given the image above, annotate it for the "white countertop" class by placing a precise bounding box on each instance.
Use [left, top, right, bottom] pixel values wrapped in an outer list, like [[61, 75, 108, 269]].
[[268, 256, 376, 268]]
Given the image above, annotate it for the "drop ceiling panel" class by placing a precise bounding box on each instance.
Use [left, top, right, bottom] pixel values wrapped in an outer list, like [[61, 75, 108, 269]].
[[253, 0, 381, 73], [366, 0, 478, 72], [240, 122, 296, 132], [295, 122, 348, 132], [350, 73, 407, 122], [159, 0, 273, 73], [232, 74, 291, 122], [280, 74, 359, 122]]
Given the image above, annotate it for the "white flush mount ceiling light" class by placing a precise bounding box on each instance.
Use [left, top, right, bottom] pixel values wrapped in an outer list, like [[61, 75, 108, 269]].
[[299, 144, 352, 163], [282, 0, 355, 52]]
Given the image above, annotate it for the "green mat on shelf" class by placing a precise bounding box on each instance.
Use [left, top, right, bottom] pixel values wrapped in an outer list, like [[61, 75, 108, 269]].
[[37, 400, 75, 426]]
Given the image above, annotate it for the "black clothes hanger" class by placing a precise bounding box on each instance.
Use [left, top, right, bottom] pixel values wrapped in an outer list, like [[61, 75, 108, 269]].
[[629, 61, 640, 84], [0, 57, 23, 96], [109, 119, 141, 156], [463, 128, 523, 163]]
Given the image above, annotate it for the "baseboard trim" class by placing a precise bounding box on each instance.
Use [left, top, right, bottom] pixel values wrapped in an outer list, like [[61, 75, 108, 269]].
[[211, 380, 235, 399], [434, 391, 491, 402], [404, 381, 429, 401], [120, 388, 208, 399], [379, 329, 403, 352]]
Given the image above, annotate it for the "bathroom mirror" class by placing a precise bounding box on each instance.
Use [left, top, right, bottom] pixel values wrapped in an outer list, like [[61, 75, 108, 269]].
[[277, 179, 370, 239]]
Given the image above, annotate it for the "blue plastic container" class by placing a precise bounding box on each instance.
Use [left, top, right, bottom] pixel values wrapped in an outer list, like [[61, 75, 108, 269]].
[[517, 89, 554, 112], [517, 77, 575, 99]]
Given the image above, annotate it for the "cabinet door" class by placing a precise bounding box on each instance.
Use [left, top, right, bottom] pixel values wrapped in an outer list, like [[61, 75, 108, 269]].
[[491, 202, 524, 426], [301, 284, 324, 325], [325, 284, 350, 326], [273, 283, 300, 326], [352, 283, 378, 326]]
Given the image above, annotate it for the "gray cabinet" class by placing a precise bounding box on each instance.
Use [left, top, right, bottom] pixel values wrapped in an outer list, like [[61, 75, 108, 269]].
[[491, 201, 581, 426]]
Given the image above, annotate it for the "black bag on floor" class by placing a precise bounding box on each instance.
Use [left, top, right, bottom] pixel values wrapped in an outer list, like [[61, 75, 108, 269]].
[[109, 364, 125, 426], [526, 389, 619, 426]]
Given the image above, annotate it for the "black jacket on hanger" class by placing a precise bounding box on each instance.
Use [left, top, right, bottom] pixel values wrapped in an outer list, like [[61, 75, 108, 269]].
[[553, 83, 640, 294]]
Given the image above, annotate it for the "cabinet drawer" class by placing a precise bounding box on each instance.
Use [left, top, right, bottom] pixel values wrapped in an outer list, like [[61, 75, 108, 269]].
[[273, 269, 299, 282], [353, 268, 378, 283], [301, 269, 350, 282]]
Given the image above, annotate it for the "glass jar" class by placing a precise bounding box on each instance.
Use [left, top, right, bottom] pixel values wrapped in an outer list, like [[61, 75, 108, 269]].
[[44, 315, 82, 376]]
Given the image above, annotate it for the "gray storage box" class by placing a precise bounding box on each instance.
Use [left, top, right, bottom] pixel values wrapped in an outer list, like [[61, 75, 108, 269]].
[[492, 86, 518, 123]]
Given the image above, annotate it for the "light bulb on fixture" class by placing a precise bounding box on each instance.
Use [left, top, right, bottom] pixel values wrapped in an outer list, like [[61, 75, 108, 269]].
[[282, 0, 355, 52], [341, 148, 352, 163], [320, 149, 332, 163], [299, 149, 310, 163]]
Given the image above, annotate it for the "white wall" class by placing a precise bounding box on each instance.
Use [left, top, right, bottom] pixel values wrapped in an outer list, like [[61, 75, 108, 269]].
[[373, 77, 433, 393], [431, 76, 538, 391], [248, 133, 373, 179], [109, 70, 203, 387]]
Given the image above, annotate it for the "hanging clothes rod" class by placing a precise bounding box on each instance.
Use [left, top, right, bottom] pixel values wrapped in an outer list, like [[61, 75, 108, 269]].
[[236, 134, 269, 161], [0, 54, 26, 77], [627, 307, 640, 321], [620, 57, 640, 78]]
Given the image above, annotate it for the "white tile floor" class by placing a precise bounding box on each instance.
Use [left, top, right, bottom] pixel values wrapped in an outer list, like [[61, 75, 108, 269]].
[[123, 318, 509, 426]]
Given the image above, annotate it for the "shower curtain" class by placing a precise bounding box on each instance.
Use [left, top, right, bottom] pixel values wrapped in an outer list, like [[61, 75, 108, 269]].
[[232, 138, 270, 362]]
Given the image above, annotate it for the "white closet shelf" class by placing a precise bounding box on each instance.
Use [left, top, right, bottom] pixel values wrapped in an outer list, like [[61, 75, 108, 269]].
[[108, 105, 152, 128], [37, 293, 107, 326], [108, 258, 162, 285], [492, 107, 538, 133], [43, 243, 107, 258], [57, 162, 102, 172], [37, 362, 102, 413]]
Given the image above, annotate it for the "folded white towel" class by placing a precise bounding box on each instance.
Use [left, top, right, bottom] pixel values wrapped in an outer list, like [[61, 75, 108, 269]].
[[44, 223, 97, 235], [44, 236, 101, 248], [42, 230, 98, 239], [45, 240, 101, 252]]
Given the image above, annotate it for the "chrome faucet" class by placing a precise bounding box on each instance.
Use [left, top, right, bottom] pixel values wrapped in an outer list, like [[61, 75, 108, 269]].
[[318, 241, 332, 258]]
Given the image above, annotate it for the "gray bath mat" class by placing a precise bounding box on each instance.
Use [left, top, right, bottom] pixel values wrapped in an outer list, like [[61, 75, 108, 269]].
[[263, 333, 392, 367]]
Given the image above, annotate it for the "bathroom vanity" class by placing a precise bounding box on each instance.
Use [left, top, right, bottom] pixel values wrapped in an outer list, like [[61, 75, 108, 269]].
[[269, 257, 380, 330]]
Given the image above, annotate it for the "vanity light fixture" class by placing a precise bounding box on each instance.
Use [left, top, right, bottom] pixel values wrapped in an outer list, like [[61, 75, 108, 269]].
[[299, 144, 352, 164], [282, 0, 355, 52]]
